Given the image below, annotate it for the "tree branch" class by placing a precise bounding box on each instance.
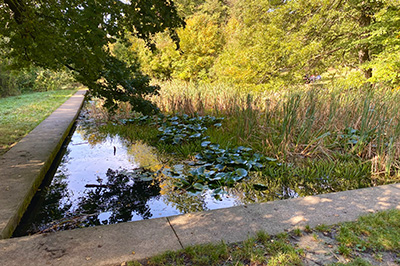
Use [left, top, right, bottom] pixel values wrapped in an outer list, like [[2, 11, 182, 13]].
[[4, 0, 24, 24]]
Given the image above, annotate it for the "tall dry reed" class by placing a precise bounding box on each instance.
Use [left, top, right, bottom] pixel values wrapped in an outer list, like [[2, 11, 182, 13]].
[[150, 81, 400, 178]]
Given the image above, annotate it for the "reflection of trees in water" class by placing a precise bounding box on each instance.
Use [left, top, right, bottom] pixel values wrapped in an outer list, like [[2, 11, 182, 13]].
[[76, 169, 162, 226], [163, 190, 207, 214], [18, 151, 73, 235], [35, 173, 73, 229]]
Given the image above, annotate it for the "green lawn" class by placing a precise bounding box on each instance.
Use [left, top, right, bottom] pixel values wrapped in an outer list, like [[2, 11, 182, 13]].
[[0, 89, 78, 155]]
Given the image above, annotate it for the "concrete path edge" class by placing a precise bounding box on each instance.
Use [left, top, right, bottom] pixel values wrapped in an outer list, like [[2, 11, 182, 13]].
[[0, 90, 86, 239], [0, 183, 399, 266]]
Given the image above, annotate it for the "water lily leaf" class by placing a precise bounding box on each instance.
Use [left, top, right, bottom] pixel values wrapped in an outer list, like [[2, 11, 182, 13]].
[[235, 168, 248, 177], [254, 162, 264, 168], [265, 157, 277, 162], [188, 190, 202, 196], [214, 164, 225, 171], [173, 164, 185, 172], [195, 154, 204, 160], [190, 133, 202, 138], [180, 179, 190, 186], [209, 144, 220, 150], [193, 183, 204, 191], [174, 182, 185, 188], [234, 158, 247, 164], [213, 172, 226, 180], [201, 141, 211, 147], [232, 175, 245, 182], [205, 170, 216, 177], [213, 188, 223, 194], [197, 166, 205, 175]]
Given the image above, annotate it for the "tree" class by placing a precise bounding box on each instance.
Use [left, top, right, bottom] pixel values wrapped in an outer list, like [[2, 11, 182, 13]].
[[212, 0, 399, 87], [0, 0, 184, 113]]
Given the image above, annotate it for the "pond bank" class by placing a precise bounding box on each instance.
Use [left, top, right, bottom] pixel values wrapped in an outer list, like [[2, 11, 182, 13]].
[[0, 183, 399, 265], [0, 89, 86, 239]]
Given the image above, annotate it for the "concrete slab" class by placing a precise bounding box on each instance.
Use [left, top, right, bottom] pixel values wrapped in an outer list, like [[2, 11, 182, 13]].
[[0, 90, 86, 239], [168, 183, 400, 247], [0, 217, 182, 266], [0, 184, 398, 266]]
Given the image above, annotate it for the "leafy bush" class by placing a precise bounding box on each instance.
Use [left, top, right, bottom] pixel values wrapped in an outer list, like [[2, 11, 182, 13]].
[[0, 64, 75, 97]]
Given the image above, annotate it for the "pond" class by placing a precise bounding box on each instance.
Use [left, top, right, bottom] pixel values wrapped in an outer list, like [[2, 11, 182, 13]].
[[16, 101, 372, 236], [14, 107, 246, 236]]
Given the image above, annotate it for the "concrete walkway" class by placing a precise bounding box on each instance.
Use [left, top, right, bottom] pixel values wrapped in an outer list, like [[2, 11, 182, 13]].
[[0, 90, 399, 266], [0, 90, 86, 239], [0, 184, 399, 266]]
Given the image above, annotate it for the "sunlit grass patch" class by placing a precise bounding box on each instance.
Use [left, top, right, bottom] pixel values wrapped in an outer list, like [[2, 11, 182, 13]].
[[0, 89, 78, 155], [336, 209, 400, 253], [140, 231, 303, 266]]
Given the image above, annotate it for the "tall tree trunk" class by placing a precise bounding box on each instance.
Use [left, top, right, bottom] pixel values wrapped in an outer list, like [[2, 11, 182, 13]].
[[358, 7, 372, 79], [4, 0, 24, 24]]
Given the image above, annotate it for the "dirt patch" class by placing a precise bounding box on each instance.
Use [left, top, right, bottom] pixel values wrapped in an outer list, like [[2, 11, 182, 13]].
[[289, 227, 400, 265]]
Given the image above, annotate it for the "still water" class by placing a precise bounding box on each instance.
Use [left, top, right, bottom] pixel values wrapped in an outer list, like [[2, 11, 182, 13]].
[[14, 111, 241, 236]]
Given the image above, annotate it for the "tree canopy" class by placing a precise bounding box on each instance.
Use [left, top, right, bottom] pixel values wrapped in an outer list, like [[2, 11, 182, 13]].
[[120, 0, 399, 89], [0, 0, 184, 113]]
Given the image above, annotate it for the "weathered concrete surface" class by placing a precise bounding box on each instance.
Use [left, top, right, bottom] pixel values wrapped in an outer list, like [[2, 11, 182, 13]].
[[0, 90, 86, 239], [0, 218, 182, 266], [0, 183, 399, 266], [169, 183, 400, 247]]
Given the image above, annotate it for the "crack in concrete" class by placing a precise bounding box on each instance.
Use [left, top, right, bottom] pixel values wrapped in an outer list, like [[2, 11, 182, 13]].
[[167, 217, 184, 249]]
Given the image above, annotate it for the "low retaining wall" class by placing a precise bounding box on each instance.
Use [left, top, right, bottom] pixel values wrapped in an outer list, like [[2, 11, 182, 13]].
[[0, 90, 86, 239]]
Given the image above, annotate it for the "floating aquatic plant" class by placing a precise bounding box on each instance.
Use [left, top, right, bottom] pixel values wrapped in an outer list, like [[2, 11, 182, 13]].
[[120, 113, 279, 198]]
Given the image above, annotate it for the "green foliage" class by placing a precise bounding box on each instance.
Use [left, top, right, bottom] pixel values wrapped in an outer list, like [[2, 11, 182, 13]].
[[173, 14, 224, 81], [121, 113, 268, 197], [0, 56, 75, 97], [365, 4, 400, 86], [116, 0, 400, 88], [0, 0, 184, 113]]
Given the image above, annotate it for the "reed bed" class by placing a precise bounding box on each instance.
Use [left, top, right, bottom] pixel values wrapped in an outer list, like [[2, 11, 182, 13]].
[[151, 80, 400, 180]]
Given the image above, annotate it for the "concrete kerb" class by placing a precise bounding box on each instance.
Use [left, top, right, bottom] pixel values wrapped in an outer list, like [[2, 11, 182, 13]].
[[0, 89, 400, 266], [0, 89, 86, 239], [0, 184, 399, 266]]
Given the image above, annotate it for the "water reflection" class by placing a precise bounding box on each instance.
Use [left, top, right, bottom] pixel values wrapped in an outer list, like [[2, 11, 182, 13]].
[[76, 168, 162, 225], [17, 111, 239, 235]]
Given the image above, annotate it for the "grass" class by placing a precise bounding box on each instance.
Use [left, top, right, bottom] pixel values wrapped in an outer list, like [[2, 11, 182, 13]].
[[127, 209, 400, 265], [0, 89, 78, 155], [149, 81, 400, 180]]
